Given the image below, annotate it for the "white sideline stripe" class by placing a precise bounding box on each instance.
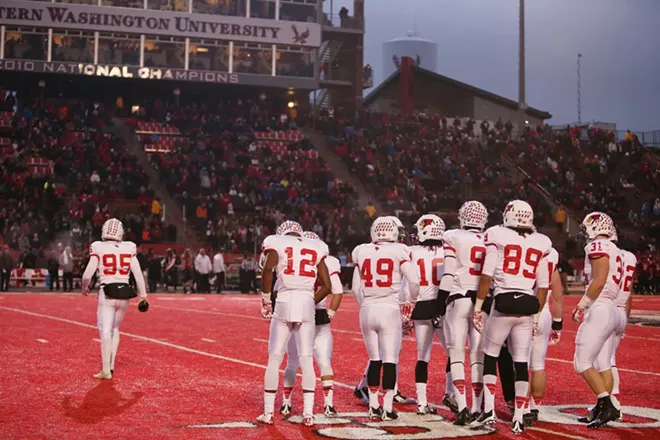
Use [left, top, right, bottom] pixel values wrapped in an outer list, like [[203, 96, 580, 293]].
[[36, 338, 48, 343], [201, 338, 215, 343], [0, 306, 353, 390], [527, 426, 589, 440], [93, 338, 100, 342]]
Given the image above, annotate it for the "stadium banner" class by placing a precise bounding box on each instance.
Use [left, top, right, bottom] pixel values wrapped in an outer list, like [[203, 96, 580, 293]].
[[0, 0, 321, 47], [0, 59, 319, 88]]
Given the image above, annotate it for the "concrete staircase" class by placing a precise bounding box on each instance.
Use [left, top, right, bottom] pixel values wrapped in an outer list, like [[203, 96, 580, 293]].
[[301, 127, 383, 215], [105, 118, 201, 249]]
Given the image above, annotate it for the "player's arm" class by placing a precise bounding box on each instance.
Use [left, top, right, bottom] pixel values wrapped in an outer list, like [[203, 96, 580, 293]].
[[475, 238, 497, 308], [327, 270, 343, 317], [400, 276, 411, 303], [439, 237, 457, 293], [261, 250, 278, 295], [130, 256, 148, 299], [625, 294, 632, 318], [351, 264, 363, 306], [401, 260, 420, 303], [535, 253, 551, 316], [550, 269, 564, 321], [314, 259, 331, 304], [81, 249, 99, 295], [573, 254, 609, 321]]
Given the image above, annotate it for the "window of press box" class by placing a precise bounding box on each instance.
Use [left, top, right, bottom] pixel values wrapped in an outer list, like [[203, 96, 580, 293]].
[[3, 27, 48, 61], [144, 37, 186, 69], [148, 0, 189, 12], [275, 45, 314, 77], [97, 32, 141, 66], [52, 30, 95, 64], [101, 0, 143, 8], [188, 39, 230, 72], [193, 0, 247, 17], [233, 43, 273, 76]]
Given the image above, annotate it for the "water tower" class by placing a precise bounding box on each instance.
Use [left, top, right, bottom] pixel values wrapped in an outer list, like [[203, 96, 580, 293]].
[[382, 31, 438, 83]]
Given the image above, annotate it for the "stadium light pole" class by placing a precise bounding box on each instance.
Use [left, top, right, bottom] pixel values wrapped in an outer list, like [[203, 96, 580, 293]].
[[577, 53, 582, 125], [518, 0, 526, 137]]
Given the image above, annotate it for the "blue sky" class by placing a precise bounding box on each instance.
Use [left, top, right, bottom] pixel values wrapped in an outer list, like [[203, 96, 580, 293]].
[[351, 0, 660, 131]]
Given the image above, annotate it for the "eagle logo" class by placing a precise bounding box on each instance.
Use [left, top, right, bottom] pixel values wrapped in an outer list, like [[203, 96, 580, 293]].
[[292, 25, 310, 44], [587, 214, 601, 223], [419, 218, 434, 227]]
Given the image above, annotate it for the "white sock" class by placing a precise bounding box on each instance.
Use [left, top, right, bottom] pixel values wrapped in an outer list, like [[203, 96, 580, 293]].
[[471, 382, 484, 414], [416, 383, 427, 407], [264, 392, 276, 414], [513, 381, 528, 422], [322, 380, 334, 407], [446, 369, 453, 396], [611, 394, 621, 410], [303, 391, 314, 416], [483, 374, 497, 413], [368, 388, 380, 408], [612, 366, 620, 395], [597, 391, 609, 399], [383, 389, 394, 412], [110, 329, 120, 370], [282, 387, 293, 405]]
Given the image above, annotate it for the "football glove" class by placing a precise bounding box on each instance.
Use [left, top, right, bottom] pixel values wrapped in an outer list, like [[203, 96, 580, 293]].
[[138, 299, 149, 313], [572, 306, 585, 323], [431, 314, 443, 329], [472, 311, 484, 333], [549, 330, 561, 345], [261, 293, 273, 320]]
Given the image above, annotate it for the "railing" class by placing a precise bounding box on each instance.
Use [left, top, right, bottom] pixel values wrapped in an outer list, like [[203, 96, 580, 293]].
[[616, 129, 660, 149], [320, 67, 353, 82], [322, 13, 364, 31]]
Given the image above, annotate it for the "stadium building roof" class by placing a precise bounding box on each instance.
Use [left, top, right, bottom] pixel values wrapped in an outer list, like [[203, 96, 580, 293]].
[[365, 66, 552, 121]]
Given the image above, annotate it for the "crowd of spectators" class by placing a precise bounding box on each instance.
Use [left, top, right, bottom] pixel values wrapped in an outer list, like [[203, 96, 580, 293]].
[[139, 97, 361, 254]]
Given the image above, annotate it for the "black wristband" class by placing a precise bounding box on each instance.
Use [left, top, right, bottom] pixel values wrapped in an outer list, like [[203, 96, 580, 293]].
[[551, 319, 563, 331]]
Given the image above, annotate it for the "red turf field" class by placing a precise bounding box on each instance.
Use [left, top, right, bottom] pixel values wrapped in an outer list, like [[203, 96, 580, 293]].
[[1, 293, 660, 440]]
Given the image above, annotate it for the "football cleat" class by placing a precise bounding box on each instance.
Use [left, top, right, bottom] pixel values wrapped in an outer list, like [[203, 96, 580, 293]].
[[279, 403, 292, 415], [469, 410, 496, 430], [354, 386, 369, 404], [453, 408, 471, 426], [416, 404, 437, 415], [324, 405, 338, 417], [529, 409, 539, 422], [512, 420, 524, 434], [302, 414, 314, 427], [588, 399, 619, 429], [256, 413, 274, 425], [578, 402, 599, 423], [506, 400, 515, 414], [93, 371, 112, 380], [393, 391, 411, 404], [368, 406, 383, 419], [442, 394, 459, 414], [382, 409, 399, 421], [523, 411, 535, 427]]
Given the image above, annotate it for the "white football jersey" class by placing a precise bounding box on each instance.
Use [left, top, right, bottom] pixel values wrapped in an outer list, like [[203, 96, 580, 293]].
[[352, 242, 413, 307], [315, 255, 344, 310], [615, 249, 637, 307], [442, 229, 486, 295], [262, 234, 329, 299], [90, 240, 138, 285], [482, 226, 553, 296], [582, 238, 622, 302], [536, 247, 559, 309], [409, 244, 444, 302]]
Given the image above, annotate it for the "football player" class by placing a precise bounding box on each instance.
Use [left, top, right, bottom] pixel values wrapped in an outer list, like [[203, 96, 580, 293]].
[[440, 200, 491, 425], [353, 215, 413, 406], [81, 218, 149, 380], [352, 217, 420, 420], [280, 231, 344, 417], [405, 214, 449, 415], [589, 232, 636, 422], [526, 247, 564, 422], [572, 212, 622, 428], [257, 221, 332, 427], [469, 200, 552, 434]]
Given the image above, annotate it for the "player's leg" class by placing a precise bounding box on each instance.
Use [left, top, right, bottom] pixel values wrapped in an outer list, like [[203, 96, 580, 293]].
[[444, 300, 471, 422], [258, 316, 292, 423], [413, 319, 436, 414], [508, 316, 534, 433], [529, 309, 551, 419], [293, 320, 317, 424], [610, 331, 623, 415], [360, 307, 383, 416], [280, 335, 298, 414], [314, 324, 337, 415], [109, 299, 130, 374], [468, 308, 489, 418], [434, 319, 454, 402], [470, 310, 513, 429], [354, 361, 370, 403], [573, 303, 618, 427], [379, 307, 402, 420], [94, 293, 116, 379]]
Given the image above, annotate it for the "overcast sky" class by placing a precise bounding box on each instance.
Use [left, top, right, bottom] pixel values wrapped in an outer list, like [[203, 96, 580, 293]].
[[352, 0, 660, 131]]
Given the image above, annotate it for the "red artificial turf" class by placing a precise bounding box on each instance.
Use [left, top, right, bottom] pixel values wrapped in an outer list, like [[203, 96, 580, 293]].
[[1, 293, 660, 440]]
